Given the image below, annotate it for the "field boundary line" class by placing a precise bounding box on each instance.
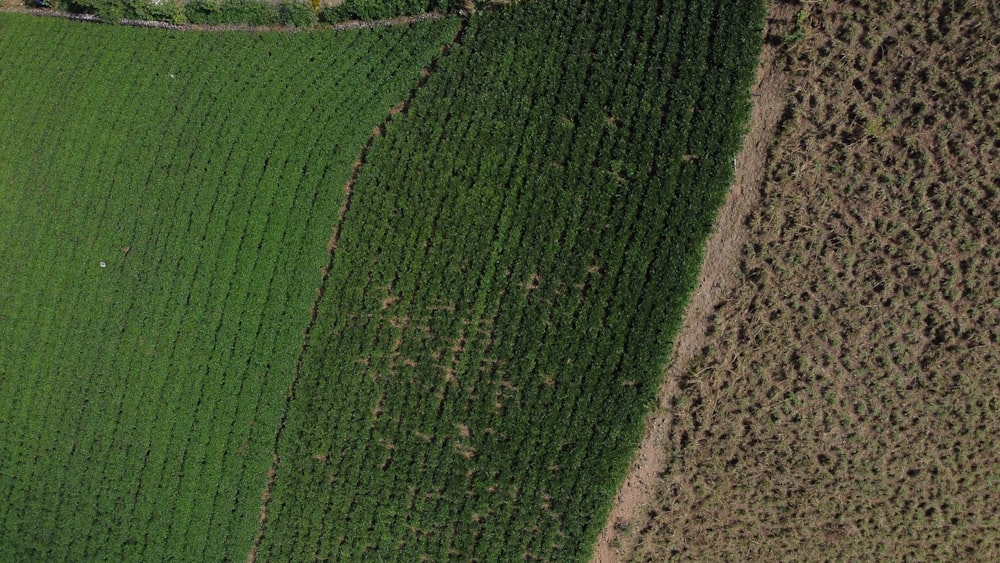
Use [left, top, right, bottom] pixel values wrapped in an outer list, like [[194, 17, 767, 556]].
[[246, 19, 469, 563], [589, 4, 796, 561], [0, 6, 456, 32]]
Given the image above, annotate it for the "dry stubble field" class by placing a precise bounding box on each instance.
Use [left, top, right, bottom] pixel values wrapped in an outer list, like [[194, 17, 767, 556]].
[[601, 0, 1000, 560]]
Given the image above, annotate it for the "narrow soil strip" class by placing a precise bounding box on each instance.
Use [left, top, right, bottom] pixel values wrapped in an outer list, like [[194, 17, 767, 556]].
[[246, 20, 468, 563], [589, 5, 795, 561]]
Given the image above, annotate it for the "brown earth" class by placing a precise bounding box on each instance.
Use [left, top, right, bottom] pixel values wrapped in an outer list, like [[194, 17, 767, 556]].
[[598, 0, 1000, 560]]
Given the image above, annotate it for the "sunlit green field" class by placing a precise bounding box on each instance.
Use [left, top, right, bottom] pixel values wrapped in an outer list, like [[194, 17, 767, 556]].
[[0, 0, 763, 558], [0, 15, 456, 560]]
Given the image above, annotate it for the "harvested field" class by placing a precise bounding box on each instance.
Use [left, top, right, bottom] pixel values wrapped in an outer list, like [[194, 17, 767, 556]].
[[604, 0, 1000, 560]]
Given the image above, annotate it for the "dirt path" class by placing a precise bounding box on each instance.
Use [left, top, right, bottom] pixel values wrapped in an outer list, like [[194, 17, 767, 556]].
[[590, 5, 795, 561]]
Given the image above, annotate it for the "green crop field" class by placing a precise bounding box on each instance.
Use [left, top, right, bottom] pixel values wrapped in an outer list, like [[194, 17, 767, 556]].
[[0, 14, 458, 560], [0, 0, 764, 559], [258, 0, 765, 559]]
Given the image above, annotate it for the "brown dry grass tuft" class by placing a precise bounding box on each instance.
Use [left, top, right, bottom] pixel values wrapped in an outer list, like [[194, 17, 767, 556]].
[[381, 293, 400, 310], [607, 1, 1000, 560]]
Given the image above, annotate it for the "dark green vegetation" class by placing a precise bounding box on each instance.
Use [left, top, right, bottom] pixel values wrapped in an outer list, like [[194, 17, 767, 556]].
[[58, 0, 316, 26], [321, 0, 460, 23], [0, 0, 766, 559], [51, 0, 466, 26], [0, 14, 458, 560], [257, 0, 765, 560], [182, 0, 307, 26]]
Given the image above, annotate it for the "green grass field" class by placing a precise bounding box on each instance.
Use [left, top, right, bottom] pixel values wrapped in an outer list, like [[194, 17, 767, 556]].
[[0, 15, 458, 560], [259, 0, 764, 559], [0, 0, 764, 559]]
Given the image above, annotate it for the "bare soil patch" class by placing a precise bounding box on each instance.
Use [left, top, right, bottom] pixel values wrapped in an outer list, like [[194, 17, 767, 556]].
[[603, 0, 1000, 560]]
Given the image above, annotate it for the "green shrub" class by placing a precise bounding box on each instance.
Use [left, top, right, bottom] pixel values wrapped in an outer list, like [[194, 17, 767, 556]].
[[124, 0, 187, 23], [0, 12, 460, 560], [278, 0, 317, 27], [317, 4, 347, 22], [221, 0, 280, 25], [63, 0, 124, 22], [183, 0, 220, 23], [257, 0, 767, 559], [185, 0, 279, 25], [320, 0, 442, 22]]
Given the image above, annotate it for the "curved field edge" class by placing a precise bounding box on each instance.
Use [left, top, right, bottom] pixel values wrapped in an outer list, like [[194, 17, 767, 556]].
[[258, 0, 765, 560], [247, 19, 469, 562], [0, 14, 458, 560]]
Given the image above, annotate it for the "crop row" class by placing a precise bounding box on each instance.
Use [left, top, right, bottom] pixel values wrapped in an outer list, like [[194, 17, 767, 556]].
[[258, 0, 765, 560], [0, 13, 458, 560]]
